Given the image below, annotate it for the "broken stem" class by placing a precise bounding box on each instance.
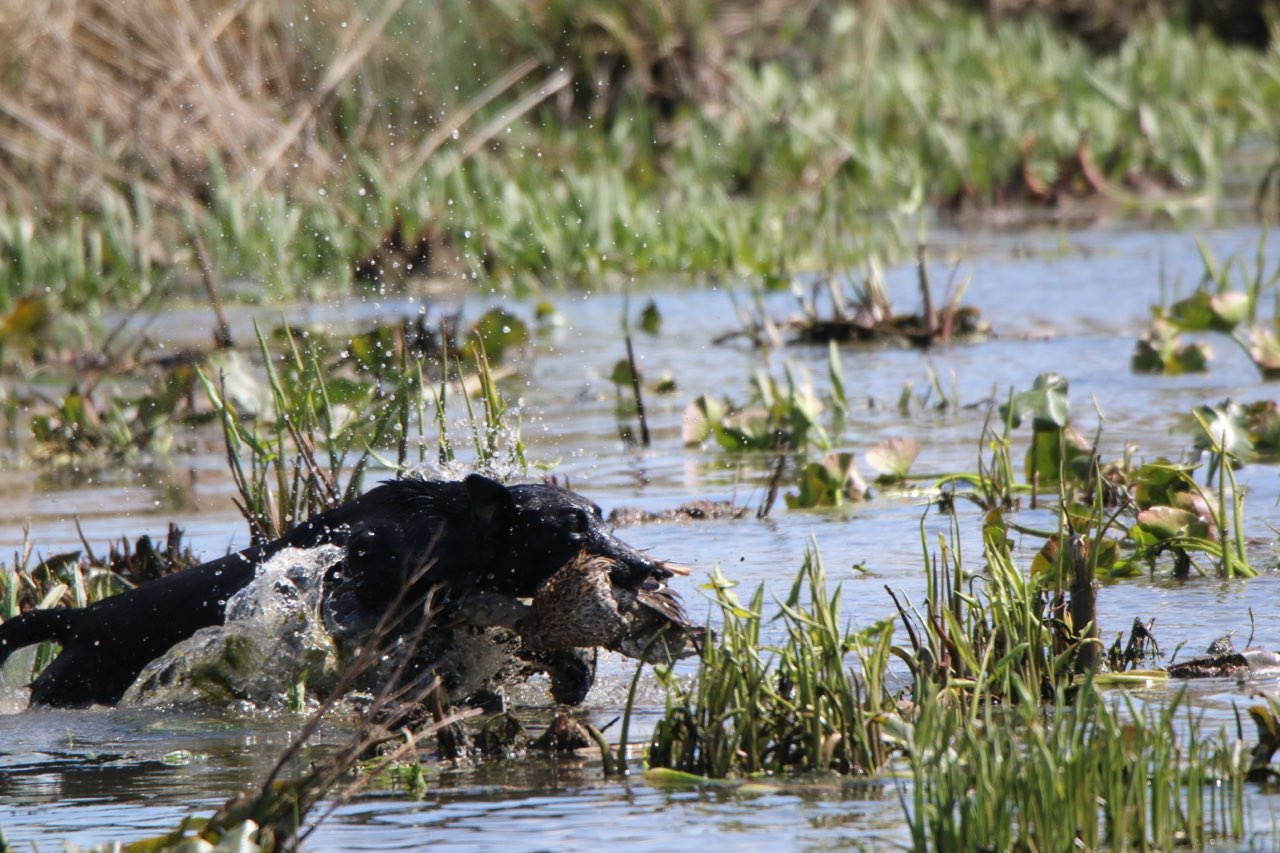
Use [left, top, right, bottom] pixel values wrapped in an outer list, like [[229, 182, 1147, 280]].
[[917, 242, 937, 337], [625, 334, 651, 447]]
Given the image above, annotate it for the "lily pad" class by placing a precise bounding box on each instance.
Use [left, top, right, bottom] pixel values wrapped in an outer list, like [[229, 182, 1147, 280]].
[[610, 358, 638, 388], [1243, 400, 1280, 451], [718, 407, 778, 451], [1192, 401, 1255, 466], [468, 308, 529, 362], [682, 395, 724, 446], [864, 436, 920, 481], [1133, 459, 1199, 509], [1024, 424, 1091, 486], [639, 299, 662, 335], [1135, 506, 1213, 543], [1248, 328, 1280, 379]]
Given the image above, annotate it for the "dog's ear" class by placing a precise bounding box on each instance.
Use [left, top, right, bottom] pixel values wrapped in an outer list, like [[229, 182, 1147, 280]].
[[464, 474, 516, 528]]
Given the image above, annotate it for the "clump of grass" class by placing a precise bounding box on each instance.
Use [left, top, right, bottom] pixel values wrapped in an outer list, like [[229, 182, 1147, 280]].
[[199, 326, 408, 542], [639, 519, 1256, 847], [200, 316, 533, 541], [647, 547, 895, 777], [905, 678, 1248, 851]]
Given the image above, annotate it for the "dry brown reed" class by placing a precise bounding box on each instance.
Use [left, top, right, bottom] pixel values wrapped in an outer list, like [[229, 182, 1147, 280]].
[[0, 0, 323, 209]]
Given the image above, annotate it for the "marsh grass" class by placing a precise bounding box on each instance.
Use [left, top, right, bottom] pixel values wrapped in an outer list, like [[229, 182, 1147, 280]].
[[647, 547, 895, 777], [199, 327, 404, 542], [200, 321, 530, 542], [641, 402, 1264, 847], [905, 678, 1248, 851], [0, 525, 200, 690], [641, 516, 1255, 849], [1, 2, 1276, 307]]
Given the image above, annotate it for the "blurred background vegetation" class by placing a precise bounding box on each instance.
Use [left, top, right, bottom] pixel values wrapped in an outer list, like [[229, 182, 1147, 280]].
[[0, 0, 1276, 308]]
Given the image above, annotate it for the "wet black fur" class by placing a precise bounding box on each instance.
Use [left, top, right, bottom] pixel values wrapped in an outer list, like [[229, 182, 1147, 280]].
[[0, 474, 661, 708]]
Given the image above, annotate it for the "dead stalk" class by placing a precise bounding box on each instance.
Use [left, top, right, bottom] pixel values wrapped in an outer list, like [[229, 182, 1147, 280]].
[[624, 334, 651, 447]]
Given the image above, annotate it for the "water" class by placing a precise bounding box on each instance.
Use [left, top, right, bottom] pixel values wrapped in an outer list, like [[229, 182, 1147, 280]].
[[2, 223, 1279, 849]]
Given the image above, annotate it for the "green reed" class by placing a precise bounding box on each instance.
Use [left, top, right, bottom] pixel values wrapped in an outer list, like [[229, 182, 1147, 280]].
[[647, 546, 895, 777], [906, 678, 1248, 851]]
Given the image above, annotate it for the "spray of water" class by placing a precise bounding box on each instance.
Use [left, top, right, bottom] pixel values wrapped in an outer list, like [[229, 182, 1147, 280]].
[[124, 545, 346, 709]]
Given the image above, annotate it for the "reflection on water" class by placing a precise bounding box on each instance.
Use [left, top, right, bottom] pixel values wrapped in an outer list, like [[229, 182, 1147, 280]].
[[2, 225, 1280, 849]]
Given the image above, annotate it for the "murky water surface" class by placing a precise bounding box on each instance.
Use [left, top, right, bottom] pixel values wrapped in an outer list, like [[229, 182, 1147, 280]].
[[3, 224, 1280, 850]]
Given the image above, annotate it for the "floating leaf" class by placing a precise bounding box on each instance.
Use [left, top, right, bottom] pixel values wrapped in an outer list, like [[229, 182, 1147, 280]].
[[1031, 534, 1120, 580], [1248, 328, 1280, 379], [1171, 489, 1219, 537], [1136, 506, 1212, 543], [864, 436, 920, 481], [644, 767, 737, 787], [1192, 401, 1255, 466], [610, 358, 637, 388], [682, 395, 723, 446], [1024, 424, 1091, 486], [1132, 460, 1198, 509], [1001, 372, 1069, 432], [653, 373, 678, 394], [535, 300, 564, 327], [718, 407, 776, 451], [1243, 400, 1280, 451]]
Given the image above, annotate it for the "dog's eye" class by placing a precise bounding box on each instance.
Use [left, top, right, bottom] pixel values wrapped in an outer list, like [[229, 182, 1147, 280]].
[[567, 510, 588, 534]]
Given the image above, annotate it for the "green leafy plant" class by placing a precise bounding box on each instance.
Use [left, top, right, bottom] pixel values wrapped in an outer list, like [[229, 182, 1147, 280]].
[[1137, 230, 1280, 378]]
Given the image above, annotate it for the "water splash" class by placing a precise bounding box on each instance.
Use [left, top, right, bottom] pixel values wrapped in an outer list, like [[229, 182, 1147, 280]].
[[123, 545, 346, 710], [120, 541, 550, 711], [0, 645, 36, 714]]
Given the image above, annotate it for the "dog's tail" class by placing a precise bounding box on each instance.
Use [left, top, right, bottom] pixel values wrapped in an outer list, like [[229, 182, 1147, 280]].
[[0, 609, 76, 666]]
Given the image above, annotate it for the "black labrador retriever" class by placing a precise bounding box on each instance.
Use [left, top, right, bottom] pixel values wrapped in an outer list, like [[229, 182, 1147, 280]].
[[0, 474, 678, 708]]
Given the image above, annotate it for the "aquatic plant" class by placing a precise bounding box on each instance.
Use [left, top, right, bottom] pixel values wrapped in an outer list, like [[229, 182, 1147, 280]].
[[191, 305, 534, 541], [1131, 317, 1213, 374], [683, 363, 830, 454], [790, 248, 988, 347], [904, 679, 1248, 851], [1136, 230, 1280, 378], [200, 328, 402, 542], [642, 496, 1256, 848], [647, 547, 895, 777]]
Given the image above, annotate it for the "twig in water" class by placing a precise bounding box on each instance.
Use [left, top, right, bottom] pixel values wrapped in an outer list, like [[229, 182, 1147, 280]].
[[757, 453, 786, 519], [624, 335, 651, 447]]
